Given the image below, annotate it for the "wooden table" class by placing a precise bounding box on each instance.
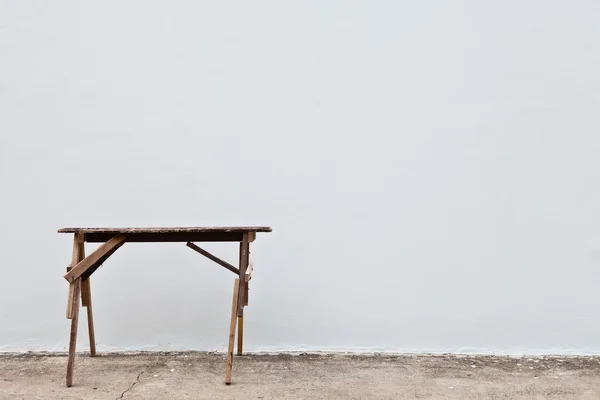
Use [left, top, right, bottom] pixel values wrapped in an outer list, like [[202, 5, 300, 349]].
[[59, 226, 272, 387]]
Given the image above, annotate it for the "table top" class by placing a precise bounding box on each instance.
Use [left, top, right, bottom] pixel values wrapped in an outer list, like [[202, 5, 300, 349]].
[[58, 226, 272, 234], [58, 227, 272, 243]]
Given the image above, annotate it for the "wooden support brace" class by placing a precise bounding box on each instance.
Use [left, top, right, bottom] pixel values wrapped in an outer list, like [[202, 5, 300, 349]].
[[186, 242, 240, 275], [225, 278, 240, 385], [64, 234, 126, 283]]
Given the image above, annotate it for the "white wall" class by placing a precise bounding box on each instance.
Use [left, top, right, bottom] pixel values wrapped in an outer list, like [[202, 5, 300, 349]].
[[2, 1, 600, 354]]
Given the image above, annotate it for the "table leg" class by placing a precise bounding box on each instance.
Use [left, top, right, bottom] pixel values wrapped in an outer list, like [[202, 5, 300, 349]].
[[66, 233, 85, 387], [77, 237, 97, 358], [237, 316, 243, 356], [66, 278, 81, 387], [225, 278, 240, 385], [66, 233, 84, 319], [81, 278, 96, 357], [66, 281, 75, 318], [236, 235, 249, 355]]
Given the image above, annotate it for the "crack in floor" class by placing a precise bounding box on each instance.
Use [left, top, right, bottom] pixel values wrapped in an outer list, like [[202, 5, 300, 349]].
[[116, 371, 144, 399]]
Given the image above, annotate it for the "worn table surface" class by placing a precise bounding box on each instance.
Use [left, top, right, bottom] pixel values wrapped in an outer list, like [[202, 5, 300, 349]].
[[58, 227, 272, 234], [58, 227, 272, 243]]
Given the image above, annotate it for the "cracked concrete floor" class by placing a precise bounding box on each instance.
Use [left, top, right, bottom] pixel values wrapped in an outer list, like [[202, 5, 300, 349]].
[[2, 352, 600, 399]]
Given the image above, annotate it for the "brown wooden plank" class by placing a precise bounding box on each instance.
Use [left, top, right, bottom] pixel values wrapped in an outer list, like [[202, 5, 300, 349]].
[[84, 278, 96, 357], [81, 279, 90, 307], [225, 278, 240, 385], [66, 269, 74, 319], [244, 257, 250, 307], [64, 234, 125, 283], [66, 233, 84, 319], [241, 243, 248, 307], [73, 238, 95, 356], [66, 278, 81, 387], [186, 242, 240, 274], [237, 316, 244, 356], [237, 234, 249, 316], [58, 226, 272, 234]]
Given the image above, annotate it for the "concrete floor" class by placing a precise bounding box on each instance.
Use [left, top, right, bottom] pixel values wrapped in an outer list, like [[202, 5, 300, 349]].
[[1, 352, 600, 399]]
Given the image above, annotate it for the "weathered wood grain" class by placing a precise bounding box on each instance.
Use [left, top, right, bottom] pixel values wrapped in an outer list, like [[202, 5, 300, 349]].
[[66, 277, 81, 387], [237, 234, 249, 316], [225, 279, 240, 385], [58, 226, 272, 234], [66, 233, 84, 319], [237, 316, 244, 356], [83, 278, 96, 357]]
